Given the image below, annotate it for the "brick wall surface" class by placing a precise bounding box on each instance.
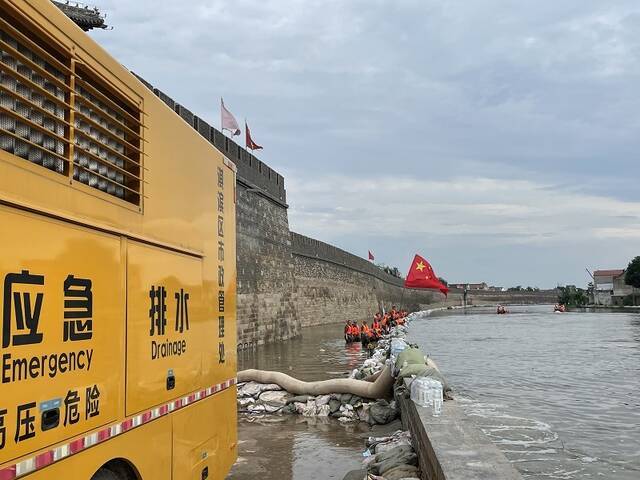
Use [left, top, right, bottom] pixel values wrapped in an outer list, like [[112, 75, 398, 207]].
[[291, 236, 441, 329], [236, 184, 299, 348], [235, 206, 442, 347]]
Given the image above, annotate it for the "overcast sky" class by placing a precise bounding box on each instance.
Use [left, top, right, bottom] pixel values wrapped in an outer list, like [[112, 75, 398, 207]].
[[90, 0, 640, 288]]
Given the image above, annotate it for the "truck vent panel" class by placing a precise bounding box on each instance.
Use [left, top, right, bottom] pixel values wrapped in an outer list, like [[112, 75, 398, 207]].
[[0, 10, 143, 207], [73, 66, 142, 204], [0, 20, 69, 175]]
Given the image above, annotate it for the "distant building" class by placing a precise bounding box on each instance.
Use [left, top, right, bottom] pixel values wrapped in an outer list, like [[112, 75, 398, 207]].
[[612, 271, 636, 306], [593, 269, 626, 306]]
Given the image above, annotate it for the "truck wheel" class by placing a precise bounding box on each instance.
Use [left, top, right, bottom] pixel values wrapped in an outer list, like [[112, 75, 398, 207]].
[[91, 468, 121, 480]]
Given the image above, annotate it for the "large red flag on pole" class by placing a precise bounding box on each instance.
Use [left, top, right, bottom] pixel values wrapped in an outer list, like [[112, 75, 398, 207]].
[[245, 121, 263, 151], [404, 254, 449, 296]]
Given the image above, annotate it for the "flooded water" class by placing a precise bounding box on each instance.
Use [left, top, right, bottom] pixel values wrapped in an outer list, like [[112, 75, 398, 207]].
[[228, 306, 640, 480], [412, 305, 640, 479], [228, 324, 372, 480]]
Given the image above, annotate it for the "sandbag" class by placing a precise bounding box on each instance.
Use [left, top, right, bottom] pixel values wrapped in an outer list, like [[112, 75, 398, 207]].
[[394, 348, 450, 391], [395, 347, 425, 369]]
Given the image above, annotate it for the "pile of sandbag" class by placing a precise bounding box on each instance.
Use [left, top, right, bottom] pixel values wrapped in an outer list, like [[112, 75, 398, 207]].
[[342, 430, 420, 480], [237, 381, 400, 425], [348, 315, 419, 381], [235, 311, 449, 427], [349, 333, 398, 380]]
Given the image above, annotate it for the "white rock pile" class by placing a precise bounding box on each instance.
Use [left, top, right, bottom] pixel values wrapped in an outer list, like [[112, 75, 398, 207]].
[[236, 316, 420, 425], [237, 381, 399, 425]]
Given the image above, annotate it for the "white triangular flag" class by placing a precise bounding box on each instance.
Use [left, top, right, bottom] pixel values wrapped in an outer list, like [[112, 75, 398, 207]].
[[221, 98, 240, 136]]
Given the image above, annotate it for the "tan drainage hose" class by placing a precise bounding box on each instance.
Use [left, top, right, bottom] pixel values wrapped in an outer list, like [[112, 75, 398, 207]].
[[238, 365, 394, 400]]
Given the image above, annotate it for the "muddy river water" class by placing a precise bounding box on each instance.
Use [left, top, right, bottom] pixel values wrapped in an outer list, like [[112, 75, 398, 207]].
[[228, 306, 640, 480], [229, 325, 371, 479]]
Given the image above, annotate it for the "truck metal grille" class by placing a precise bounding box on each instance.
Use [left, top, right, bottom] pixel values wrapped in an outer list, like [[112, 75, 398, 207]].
[[73, 67, 142, 204], [0, 26, 67, 174], [0, 12, 143, 206]]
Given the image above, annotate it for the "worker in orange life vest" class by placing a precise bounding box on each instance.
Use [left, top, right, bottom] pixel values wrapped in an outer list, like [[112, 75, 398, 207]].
[[360, 321, 373, 346], [344, 320, 353, 342], [380, 314, 389, 334], [372, 316, 382, 339], [350, 322, 360, 342]]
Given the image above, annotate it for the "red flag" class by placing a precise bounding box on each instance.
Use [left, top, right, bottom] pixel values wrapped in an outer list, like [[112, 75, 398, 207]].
[[404, 254, 449, 296], [368, 250, 375, 261], [245, 121, 263, 151]]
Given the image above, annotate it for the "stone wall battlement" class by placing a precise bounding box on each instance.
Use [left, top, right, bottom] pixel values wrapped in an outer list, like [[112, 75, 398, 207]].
[[133, 73, 286, 205], [290, 232, 405, 287]]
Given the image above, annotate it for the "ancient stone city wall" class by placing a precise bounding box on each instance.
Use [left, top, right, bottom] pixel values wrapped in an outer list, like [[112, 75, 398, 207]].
[[134, 74, 557, 349], [290, 233, 440, 331]]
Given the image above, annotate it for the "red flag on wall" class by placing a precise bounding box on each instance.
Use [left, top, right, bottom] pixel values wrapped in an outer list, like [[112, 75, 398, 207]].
[[404, 254, 449, 296], [368, 250, 375, 261], [245, 121, 263, 151]]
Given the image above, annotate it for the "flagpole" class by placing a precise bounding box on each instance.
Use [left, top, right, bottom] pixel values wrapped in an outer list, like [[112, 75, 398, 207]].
[[399, 286, 407, 311], [245, 118, 251, 153]]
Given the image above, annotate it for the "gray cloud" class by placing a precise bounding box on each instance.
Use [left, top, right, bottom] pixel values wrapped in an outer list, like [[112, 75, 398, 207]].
[[89, 0, 640, 286]]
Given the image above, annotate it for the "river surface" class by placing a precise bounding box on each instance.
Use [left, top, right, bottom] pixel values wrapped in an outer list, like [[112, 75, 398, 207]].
[[228, 306, 640, 480], [412, 305, 640, 479]]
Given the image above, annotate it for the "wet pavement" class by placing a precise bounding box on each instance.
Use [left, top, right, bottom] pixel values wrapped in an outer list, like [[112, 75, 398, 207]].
[[230, 415, 370, 479]]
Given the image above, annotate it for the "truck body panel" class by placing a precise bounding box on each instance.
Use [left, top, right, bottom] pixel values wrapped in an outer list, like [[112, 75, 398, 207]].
[[126, 241, 204, 416], [0, 0, 237, 477], [0, 205, 125, 464]]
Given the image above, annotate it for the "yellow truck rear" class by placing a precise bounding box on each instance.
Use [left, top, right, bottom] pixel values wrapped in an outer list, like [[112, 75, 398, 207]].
[[0, 1, 237, 478]]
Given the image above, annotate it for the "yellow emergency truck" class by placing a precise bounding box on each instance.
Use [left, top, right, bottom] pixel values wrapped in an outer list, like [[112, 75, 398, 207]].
[[0, 1, 237, 478]]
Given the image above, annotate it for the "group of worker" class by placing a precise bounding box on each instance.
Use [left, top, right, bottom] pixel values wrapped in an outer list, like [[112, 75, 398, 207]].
[[344, 307, 408, 345]]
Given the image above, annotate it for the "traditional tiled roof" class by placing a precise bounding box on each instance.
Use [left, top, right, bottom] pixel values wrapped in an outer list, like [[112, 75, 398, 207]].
[[52, 1, 107, 31], [594, 269, 625, 277]]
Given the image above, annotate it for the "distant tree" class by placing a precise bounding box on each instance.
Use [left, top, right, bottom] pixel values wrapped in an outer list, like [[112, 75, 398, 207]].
[[558, 285, 589, 307], [376, 263, 402, 279], [625, 256, 640, 305], [438, 277, 448, 286], [526, 286, 534, 292]]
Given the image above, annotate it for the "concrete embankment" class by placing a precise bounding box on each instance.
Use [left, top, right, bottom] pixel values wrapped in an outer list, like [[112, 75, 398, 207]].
[[397, 386, 522, 480]]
